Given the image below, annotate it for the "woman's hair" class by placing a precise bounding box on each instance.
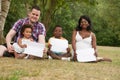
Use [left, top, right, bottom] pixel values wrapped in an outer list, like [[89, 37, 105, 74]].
[[20, 24, 33, 37], [76, 15, 92, 31]]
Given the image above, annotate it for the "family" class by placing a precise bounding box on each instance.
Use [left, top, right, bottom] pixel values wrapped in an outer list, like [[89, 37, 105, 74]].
[[0, 6, 112, 62]]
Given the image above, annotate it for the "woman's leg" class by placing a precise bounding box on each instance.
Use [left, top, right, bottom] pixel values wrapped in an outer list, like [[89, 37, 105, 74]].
[[97, 57, 112, 62]]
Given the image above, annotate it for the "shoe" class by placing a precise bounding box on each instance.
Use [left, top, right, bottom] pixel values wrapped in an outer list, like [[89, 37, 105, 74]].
[[61, 57, 71, 61], [48, 56, 52, 59]]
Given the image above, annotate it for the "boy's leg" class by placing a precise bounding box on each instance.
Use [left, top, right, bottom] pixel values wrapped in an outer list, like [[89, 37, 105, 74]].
[[47, 50, 61, 60], [60, 52, 71, 57]]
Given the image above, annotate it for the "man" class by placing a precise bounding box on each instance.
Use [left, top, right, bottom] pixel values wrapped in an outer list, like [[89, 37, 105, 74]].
[[0, 6, 46, 57]]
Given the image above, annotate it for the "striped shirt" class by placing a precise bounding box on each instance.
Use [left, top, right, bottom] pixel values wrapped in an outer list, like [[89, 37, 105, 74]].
[[12, 18, 46, 42]]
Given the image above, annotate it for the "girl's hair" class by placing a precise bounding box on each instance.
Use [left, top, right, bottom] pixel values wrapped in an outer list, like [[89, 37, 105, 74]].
[[76, 15, 92, 31], [20, 24, 33, 37]]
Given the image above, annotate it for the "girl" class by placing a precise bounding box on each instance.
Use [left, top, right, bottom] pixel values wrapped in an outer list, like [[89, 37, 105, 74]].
[[13, 24, 33, 59]]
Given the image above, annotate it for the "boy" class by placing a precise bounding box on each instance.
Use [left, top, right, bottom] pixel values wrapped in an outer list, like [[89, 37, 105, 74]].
[[47, 25, 71, 61]]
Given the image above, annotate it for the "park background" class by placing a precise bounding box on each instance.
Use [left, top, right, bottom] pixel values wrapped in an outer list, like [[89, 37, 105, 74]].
[[0, 0, 120, 80], [0, 0, 120, 46]]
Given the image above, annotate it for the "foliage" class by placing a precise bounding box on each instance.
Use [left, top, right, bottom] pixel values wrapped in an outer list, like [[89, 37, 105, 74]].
[[94, 0, 120, 46], [4, 0, 29, 37], [4, 0, 120, 46]]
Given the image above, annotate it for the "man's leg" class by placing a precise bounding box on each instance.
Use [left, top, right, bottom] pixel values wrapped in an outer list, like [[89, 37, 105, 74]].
[[0, 45, 7, 57]]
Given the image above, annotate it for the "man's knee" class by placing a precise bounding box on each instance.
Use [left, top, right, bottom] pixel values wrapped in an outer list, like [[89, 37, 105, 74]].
[[0, 45, 7, 56]]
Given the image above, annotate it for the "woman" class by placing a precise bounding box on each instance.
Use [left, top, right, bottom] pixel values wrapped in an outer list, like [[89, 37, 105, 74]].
[[72, 15, 112, 62]]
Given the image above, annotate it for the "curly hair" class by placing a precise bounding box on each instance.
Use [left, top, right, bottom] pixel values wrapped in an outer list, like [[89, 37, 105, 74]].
[[20, 24, 33, 37]]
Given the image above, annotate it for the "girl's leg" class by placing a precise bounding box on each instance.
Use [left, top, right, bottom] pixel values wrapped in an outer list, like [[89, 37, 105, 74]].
[[14, 52, 27, 59]]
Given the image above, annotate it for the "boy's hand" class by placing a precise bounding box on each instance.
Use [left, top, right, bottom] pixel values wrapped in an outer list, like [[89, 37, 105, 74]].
[[67, 48, 70, 53]]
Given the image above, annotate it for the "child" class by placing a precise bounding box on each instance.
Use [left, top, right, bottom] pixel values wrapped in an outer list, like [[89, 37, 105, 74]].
[[47, 25, 71, 61], [13, 24, 33, 59]]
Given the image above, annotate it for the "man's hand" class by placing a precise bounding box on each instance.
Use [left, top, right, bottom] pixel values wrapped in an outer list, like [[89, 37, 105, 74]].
[[7, 44, 14, 53]]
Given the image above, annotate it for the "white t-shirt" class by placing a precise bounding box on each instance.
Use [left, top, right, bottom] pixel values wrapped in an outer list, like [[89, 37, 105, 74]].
[[48, 37, 68, 53]]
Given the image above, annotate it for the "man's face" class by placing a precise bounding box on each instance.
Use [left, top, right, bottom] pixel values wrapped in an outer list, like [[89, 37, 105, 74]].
[[29, 9, 40, 23]]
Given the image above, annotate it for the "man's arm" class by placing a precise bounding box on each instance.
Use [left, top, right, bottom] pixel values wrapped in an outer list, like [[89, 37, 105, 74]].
[[38, 35, 45, 44], [6, 29, 16, 52]]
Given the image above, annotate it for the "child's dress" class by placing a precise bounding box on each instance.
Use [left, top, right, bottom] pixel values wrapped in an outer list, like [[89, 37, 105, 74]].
[[13, 38, 32, 53], [75, 32, 97, 62], [48, 37, 68, 55]]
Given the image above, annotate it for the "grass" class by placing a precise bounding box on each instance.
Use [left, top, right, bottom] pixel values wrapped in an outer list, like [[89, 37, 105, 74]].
[[0, 46, 120, 80]]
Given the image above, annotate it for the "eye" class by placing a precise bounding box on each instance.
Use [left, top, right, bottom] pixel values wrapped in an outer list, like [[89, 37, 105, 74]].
[[32, 13, 35, 15], [35, 14, 38, 16], [32, 13, 38, 16]]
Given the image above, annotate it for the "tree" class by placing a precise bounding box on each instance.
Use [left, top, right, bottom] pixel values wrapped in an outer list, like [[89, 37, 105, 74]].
[[0, 0, 11, 44]]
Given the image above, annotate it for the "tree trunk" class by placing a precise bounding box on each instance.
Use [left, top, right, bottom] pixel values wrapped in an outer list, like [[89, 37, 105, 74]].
[[0, 0, 11, 44], [41, 0, 58, 31]]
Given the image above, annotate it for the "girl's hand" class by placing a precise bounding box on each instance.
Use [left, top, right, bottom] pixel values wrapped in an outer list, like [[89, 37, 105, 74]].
[[21, 44, 27, 48]]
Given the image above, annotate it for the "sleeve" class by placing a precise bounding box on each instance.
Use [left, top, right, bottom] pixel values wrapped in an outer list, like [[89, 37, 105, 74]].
[[12, 19, 24, 32], [38, 23, 46, 36], [48, 37, 52, 45]]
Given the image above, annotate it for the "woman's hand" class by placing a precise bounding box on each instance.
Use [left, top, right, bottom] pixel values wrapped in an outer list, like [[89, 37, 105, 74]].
[[73, 52, 77, 61]]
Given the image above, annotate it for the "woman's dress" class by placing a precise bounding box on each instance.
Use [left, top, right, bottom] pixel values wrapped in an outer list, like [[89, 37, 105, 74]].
[[75, 31, 97, 62]]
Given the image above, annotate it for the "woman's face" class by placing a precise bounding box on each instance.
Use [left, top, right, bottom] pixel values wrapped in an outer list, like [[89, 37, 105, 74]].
[[80, 18, 89, 29]]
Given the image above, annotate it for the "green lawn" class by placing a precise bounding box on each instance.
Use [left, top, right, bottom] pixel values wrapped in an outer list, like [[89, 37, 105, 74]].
[[0, 46, 120, 80]]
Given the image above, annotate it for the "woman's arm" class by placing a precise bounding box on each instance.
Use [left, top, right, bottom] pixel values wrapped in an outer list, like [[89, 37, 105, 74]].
[[72, 30, 77, 61], [91, 32, 98, 57]]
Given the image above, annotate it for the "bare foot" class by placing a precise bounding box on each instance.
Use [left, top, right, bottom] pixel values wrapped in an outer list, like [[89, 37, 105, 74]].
[[14, 52, 26, 59]]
